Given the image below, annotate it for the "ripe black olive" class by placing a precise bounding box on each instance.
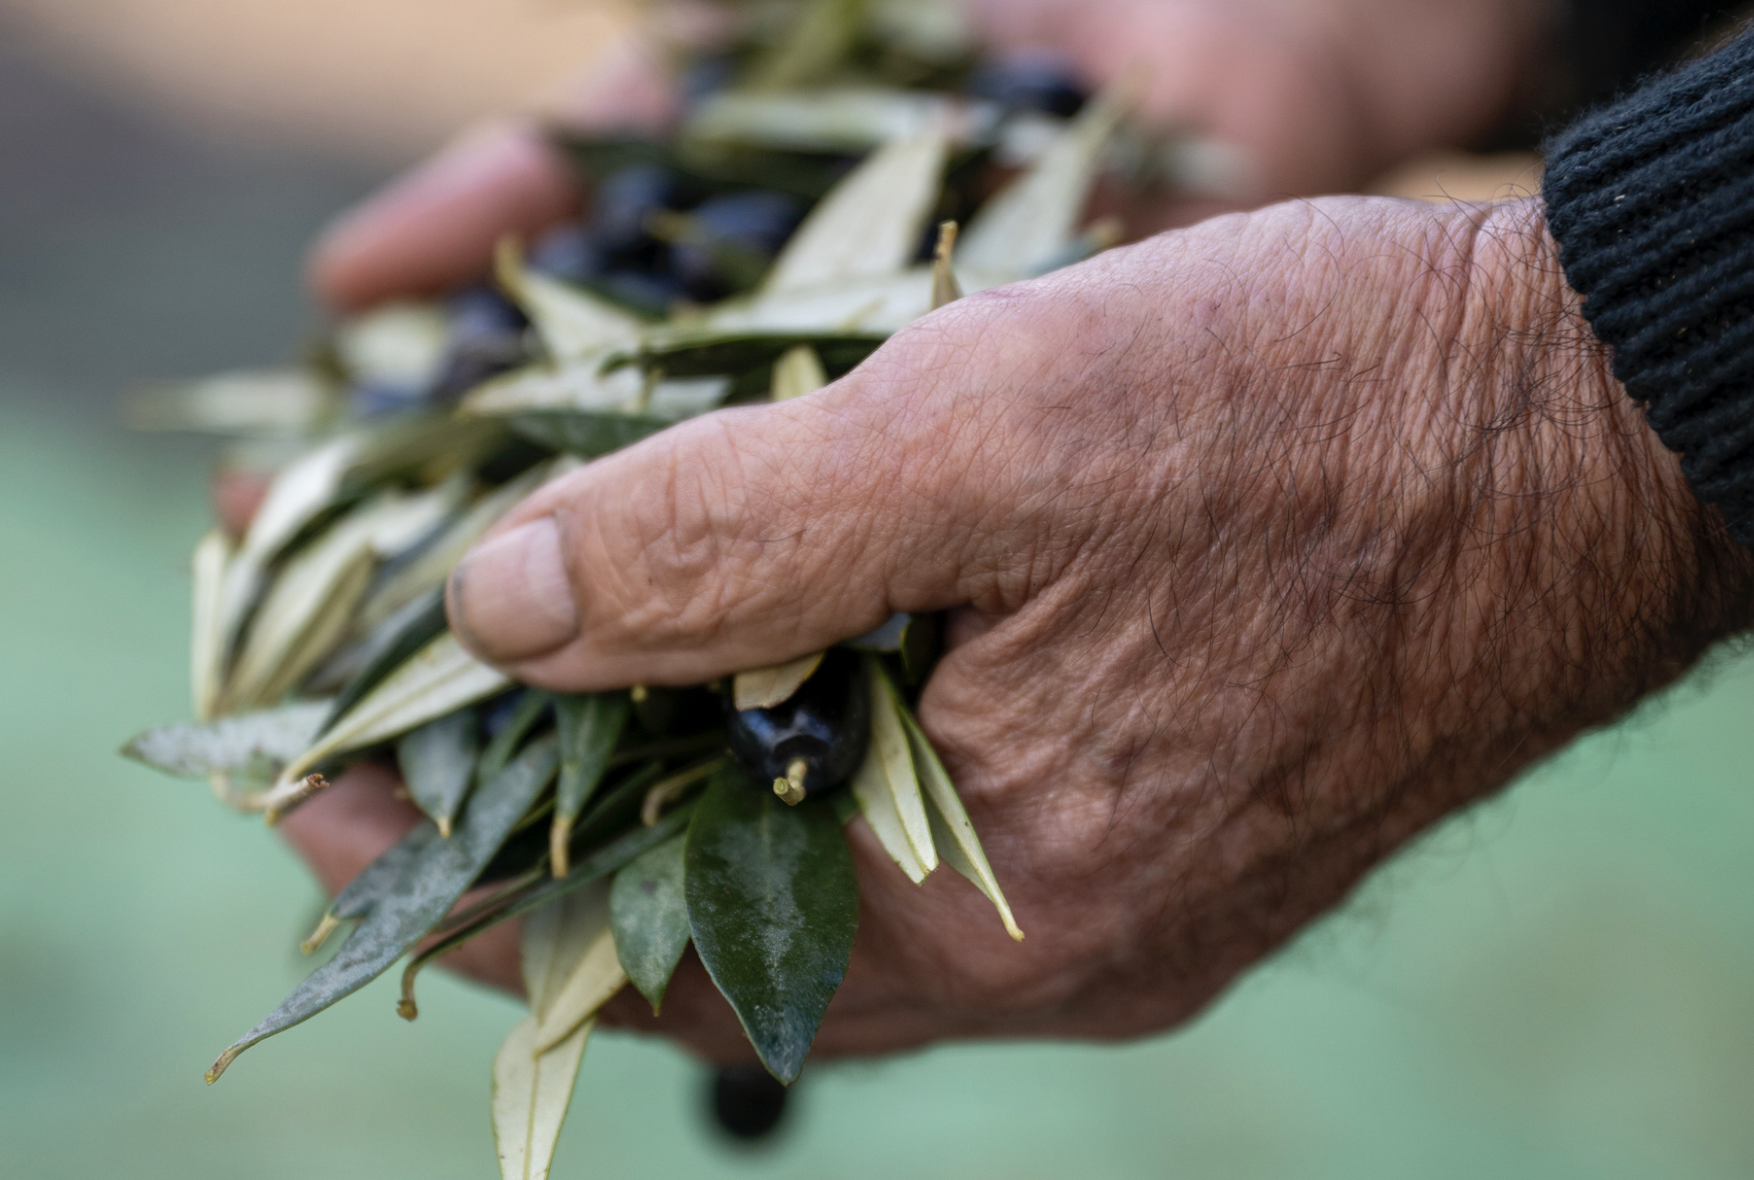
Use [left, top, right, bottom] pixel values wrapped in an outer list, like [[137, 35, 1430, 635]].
[[669, 190, 804, 299], [708, 1065, 789, 1142], [965, 50, 1089, 118], [723, 647, 869, 803], [430, 284, 530, 402]]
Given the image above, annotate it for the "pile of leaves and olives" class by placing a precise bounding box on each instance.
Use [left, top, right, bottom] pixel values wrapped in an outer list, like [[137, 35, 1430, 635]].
[[123, 0, 1178, 1172]]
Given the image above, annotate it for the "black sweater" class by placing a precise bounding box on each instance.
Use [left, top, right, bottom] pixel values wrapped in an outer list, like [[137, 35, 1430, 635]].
[[1544, 28, 1754, 546]]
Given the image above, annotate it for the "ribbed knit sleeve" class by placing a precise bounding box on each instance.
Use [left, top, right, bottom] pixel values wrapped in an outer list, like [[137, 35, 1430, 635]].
[[1543, 30, 1754, 546]]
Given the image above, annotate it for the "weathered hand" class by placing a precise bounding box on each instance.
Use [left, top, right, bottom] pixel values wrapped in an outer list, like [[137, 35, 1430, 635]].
[[280, 195, 1752, 1064]]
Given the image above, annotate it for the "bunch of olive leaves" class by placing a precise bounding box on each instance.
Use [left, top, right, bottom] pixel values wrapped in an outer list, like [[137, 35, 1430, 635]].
[[123, 0, 1167, 1172]]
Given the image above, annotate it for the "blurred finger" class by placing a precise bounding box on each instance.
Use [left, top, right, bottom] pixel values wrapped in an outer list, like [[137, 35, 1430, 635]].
[[307, 120, 580, 311], [306, 30, 678, 311]]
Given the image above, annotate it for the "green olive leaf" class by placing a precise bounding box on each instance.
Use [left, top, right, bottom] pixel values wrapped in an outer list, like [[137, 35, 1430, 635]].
[[323, 587, 449, 732], [685, 764, 858, 1084], [767, 345, 827, 404], [528, 879, 625, 1054], [957, 77, 1135, 278], [505, 410, 672, 458], [225, 486, 459, 711], [302, 818, 443, 954], [122, 701, 330, 780], [550, 693, 632, 875], [190, 528, 232, 721], [357, 463, 560, 633], [609, 834, 690, 1013], [397, 710, 481, 838], [263, 632, 512, 818], [332, 301, 448, 391], [495, 241, 644, 362], [900, 709, 1024, 941], [764, 128, 949, 293], [332, 819, 441, 923], [478, 691, 554, 786], [206, 735, 559, 1083], [491, 1014, 590, 1180], [127, 368, 341, 436], [850, 655, 937, 878], [685, 87, 975, 154], [214, 434, 362, 667], [743, 0, 862, 92], [733, 650, 824, 711]]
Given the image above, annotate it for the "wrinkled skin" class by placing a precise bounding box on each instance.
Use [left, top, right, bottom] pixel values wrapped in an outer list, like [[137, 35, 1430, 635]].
[[280, 197, 1754, 1064]]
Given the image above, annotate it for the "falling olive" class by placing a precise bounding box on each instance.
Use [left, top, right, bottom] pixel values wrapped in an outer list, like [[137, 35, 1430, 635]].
[[723, 647, 869, 803], [708, 1066, 789, 1142]]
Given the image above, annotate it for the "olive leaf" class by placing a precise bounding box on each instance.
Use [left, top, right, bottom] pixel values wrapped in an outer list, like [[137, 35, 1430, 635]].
[[302, 818, 442, 954], [768, 345, 828, 403], [849, 747, 929, 884], [609, 834, 690, 1013], [215, 434, 362, 662], [462, 359, 645, 418], [322, 587, 449, 731], [505, 410, 673, 459], [122, 700, 330, 780], [206, 735, 560, 1083], [190, 528, 233, 721], [262, 632, 511, 820], [357, 462, 562, 633], [478, 691, 554, 786], [765, 128, 949, 292], [684, 272, 943, 338], [491, 1014, 591, 1180], [551, 694, 631, 876], [396, 794, 690, 1014], [685, 87, 978, 154], [743, 0, 863, 92], [900, 708, 1023, 941], [529, 880, 626, 1054], [397, 711, 480, 838], [733, 650, 824, 710], [225, 487, 459, 711], [332, 301, 449, 391], [685, 764, 858, 1084], [957, 77, 1135, 277], [127, 368, 340, 436], [496, 240, 644, 361], [850, 656, 937, 878], [495, 882, 611, 1180]]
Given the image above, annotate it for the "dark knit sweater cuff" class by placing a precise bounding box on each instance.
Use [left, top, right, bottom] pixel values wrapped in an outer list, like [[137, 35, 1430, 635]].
[[1543, 30, 1754, 547]]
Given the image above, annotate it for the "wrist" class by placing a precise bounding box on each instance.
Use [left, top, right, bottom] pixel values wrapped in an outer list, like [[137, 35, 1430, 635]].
[[1430, 199, 1753, 765]]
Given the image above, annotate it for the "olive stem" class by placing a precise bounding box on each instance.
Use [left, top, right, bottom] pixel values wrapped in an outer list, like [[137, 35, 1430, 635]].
[[773, 758, 809, 806]]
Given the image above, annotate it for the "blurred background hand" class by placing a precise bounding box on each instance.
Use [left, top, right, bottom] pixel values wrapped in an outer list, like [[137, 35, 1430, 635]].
[[306, 0, 1548, 310]]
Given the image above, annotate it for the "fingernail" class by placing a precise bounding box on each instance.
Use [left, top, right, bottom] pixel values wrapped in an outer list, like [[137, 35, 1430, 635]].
[[448, 517, 578, 664]]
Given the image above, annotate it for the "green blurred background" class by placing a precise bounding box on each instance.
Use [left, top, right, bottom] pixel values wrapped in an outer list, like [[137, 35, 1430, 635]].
[[5, 11, 1754, 1180]]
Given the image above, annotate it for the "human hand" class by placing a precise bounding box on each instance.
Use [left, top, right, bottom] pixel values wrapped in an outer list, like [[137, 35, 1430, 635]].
[[277, 194, 1752, 1063], [306, 0, 1547, 311]]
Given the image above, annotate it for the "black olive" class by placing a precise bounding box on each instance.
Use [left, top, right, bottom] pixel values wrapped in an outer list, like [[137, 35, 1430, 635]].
[[429, 284, 530, 402], [528, 222, 607, 286], [965, 50, 1089, 118], [669, 191, 804, 299], [708, 1066, 789, 1142], [723, 648, 869, 803]]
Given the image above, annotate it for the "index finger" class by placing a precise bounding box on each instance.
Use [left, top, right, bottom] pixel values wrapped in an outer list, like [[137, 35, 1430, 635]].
[[307, 31, 678, 311]]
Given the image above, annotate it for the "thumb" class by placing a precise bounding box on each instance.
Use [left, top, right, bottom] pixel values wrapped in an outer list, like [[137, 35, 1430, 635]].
[[444, 328, 1020, 690]]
